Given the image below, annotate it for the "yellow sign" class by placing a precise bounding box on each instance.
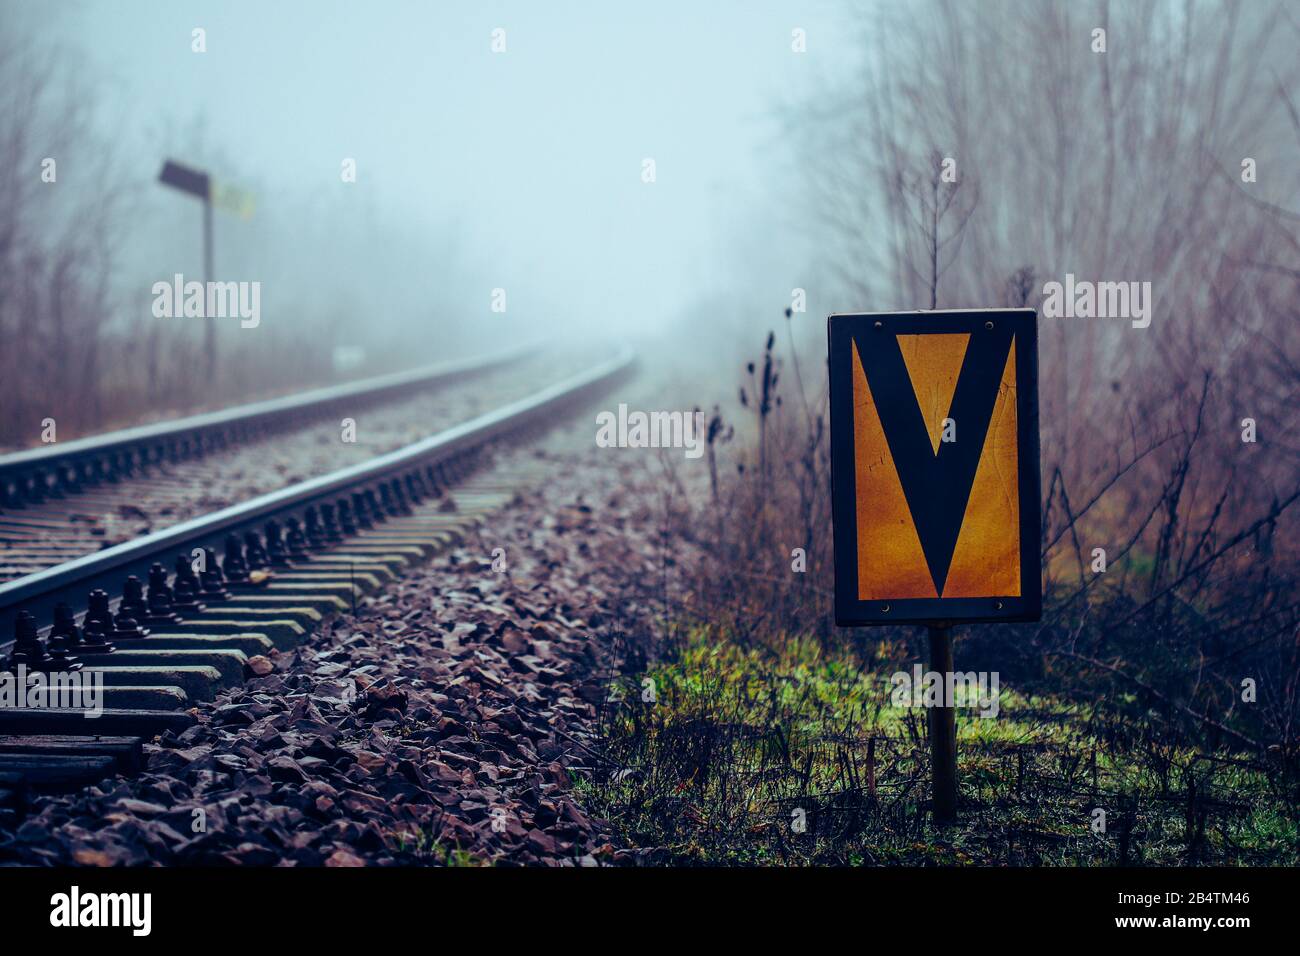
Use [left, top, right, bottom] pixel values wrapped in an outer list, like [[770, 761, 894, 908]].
[[210, 181, 256, 220], [828, 310, 1040, 624]]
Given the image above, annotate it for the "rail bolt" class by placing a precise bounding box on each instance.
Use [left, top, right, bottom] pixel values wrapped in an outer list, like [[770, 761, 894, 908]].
[[5, 610, 53, 672]]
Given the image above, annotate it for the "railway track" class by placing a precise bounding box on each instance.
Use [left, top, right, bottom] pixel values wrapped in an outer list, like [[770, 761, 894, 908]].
[[0, 344, 601, 584], [0, 348, 633, 823]]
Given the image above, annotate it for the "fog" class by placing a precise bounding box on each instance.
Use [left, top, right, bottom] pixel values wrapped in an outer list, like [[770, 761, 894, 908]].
[[7, 0, 1295, 469], [4, 0, 855, 371]]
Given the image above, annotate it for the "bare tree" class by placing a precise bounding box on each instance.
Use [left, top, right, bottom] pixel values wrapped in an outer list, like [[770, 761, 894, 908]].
[[774, 0, 1300, 754]]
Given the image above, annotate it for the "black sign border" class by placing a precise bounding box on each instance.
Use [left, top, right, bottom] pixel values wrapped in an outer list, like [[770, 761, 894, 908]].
[[828, 309, 1042, 626]]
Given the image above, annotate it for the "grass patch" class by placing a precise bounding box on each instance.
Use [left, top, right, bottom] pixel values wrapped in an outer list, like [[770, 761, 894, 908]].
[[581, 626, 1299, 866], [385, 829, 486, 867]]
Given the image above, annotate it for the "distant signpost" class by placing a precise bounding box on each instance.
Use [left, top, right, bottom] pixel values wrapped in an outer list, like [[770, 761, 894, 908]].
[[827, 308, 1042, 823], [158, 159, 210, 201], [157, 159, 255, 381]]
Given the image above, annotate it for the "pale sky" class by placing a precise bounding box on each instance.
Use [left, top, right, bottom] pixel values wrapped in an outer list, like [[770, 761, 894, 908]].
[[9, 0, 860, 352]]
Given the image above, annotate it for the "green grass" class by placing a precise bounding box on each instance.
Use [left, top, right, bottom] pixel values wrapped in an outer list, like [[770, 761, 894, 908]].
[[385, 828, 486, 867], [580, 627, 1299, 866]]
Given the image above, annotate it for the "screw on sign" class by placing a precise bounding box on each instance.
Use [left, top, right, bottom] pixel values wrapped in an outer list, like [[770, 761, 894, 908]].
[[827, 308, 1042, 824]]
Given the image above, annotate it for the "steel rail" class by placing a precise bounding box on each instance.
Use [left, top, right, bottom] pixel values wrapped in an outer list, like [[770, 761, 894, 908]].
[[0, 348, 634, 647], [0, 343, 534, 504]]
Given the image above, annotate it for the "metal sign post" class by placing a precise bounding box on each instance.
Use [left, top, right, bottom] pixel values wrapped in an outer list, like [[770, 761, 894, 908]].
[[928, 623, 958, 824], [203, 195, 214, 377], [828, 309, 1041, 825], [158, 160, 255, 383]]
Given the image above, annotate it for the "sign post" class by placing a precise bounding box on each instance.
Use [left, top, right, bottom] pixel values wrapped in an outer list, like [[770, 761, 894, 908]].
[[827, 309, 1041, 825], [928, 623, 958, 824], [158, 160, 255, 382]]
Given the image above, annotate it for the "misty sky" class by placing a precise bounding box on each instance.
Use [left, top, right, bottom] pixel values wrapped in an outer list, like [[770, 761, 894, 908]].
[[14, 0, 859, 347]]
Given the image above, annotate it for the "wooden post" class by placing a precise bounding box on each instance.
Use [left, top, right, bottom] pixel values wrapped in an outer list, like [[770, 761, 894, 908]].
[[928, 624, 958, 825]]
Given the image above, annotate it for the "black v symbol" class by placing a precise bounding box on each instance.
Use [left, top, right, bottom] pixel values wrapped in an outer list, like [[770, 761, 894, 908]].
[[854, 329, 1014, 595]]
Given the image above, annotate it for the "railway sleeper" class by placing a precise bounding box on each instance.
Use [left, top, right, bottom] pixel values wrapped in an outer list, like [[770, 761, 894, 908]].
[[0, 735, 144, 772], [0, 754, 119, 794], [0, 708, 195, 738], [0, 465, 548, 809]]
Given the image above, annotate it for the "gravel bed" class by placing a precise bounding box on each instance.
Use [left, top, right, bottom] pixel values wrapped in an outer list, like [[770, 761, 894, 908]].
[[0, 400, 676, 866]]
